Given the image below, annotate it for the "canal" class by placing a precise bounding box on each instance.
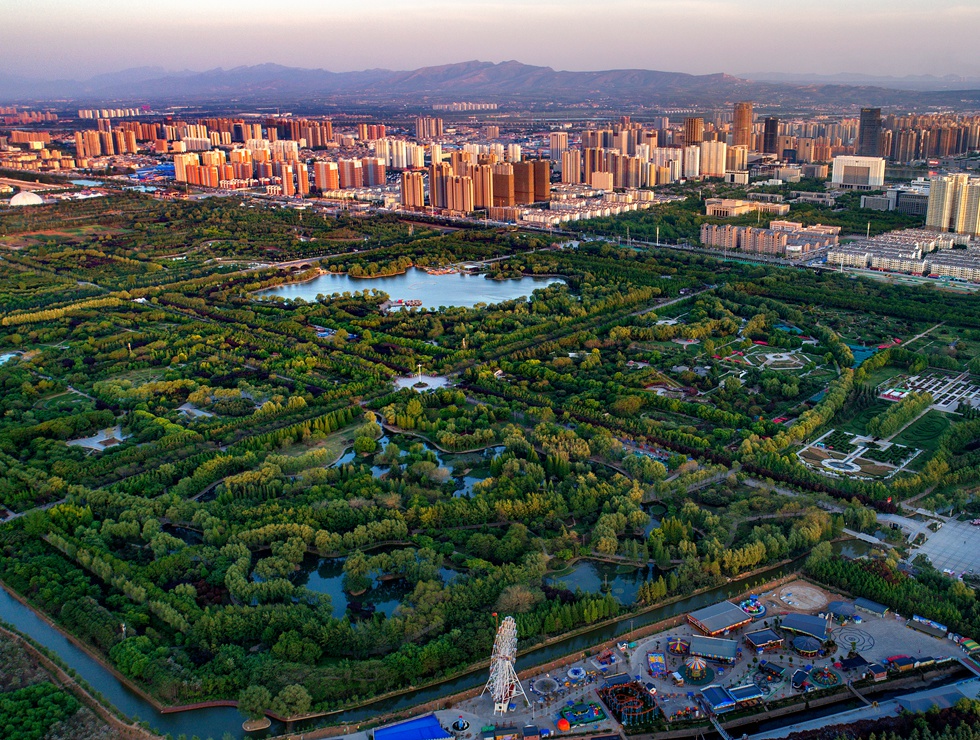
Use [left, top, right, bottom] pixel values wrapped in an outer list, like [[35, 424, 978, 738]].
[[0, 541, 873, 739]]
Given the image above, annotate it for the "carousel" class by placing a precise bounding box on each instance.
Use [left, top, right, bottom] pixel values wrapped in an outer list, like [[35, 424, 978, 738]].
[[667, 636, 690, 655], [739, 594, 767, 619], [681, 656, 714, 685]]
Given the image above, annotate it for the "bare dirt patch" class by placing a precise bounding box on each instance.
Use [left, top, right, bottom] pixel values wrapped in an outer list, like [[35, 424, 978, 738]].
[[776, 582, 829, 612]]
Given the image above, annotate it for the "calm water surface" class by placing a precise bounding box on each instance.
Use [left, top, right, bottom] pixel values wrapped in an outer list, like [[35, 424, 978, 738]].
[[257, 268, 563, 310]]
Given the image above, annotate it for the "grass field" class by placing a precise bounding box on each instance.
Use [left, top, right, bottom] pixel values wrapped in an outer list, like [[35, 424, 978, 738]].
[[838, 400, 892, 436], [892, 410, 951, 452], [280, 428, 355, 461], [865, 366, 906, 389]]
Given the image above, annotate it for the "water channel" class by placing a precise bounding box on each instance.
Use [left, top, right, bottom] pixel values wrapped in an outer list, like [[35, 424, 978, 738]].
[[255, 268, 564, 310]]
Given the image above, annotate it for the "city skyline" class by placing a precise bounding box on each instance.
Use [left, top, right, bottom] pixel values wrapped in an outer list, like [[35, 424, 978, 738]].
[[3, 0, 980, 81]]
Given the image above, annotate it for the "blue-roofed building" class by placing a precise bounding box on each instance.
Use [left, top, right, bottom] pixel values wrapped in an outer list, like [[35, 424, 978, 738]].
[[780, 613, 829, 641], [729, 685, 764, 706], [854, 598, 888, 618], [700, 685, 737, 713], [374, 714, 452, 740]]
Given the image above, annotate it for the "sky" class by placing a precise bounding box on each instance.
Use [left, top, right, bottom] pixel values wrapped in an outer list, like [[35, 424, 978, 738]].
[[4, 0, 980, 80]]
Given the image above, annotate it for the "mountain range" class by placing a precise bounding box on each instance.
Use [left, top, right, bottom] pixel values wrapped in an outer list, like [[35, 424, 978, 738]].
[[2, 61, 979, 108]]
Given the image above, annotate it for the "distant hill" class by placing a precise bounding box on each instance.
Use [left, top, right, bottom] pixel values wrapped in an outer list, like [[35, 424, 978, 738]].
[[741, 71, 980, 91], [2, 60, 980, 108]]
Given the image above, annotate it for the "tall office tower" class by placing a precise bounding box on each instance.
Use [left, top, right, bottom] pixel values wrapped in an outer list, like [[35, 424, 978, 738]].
[[684, 117, 705, 146], [313, 161, 339, 191], [429, 162, 452, 209], [561, 150, 582, 183], [513, 161, 535, 204], [474, 164, 494, 209], [763, 117, 779, 154], [492, 163, 515, 207], [400, 170, 425, 208], [549, 132, 568, 161], [446, 176, 475, 213], [700, 141, 727, 177], [338, 159, 364, 189], [532, 160, 551, 202], [506, 144, 522, 162], [733, 102, 753, 148], [415, 116, 444, 140], [857, 108, 883, 157], [682, 145, 701, 178]]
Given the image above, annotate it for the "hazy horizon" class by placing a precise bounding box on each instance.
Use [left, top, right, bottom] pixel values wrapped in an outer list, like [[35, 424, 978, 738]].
[[5, 0, 980, 81]]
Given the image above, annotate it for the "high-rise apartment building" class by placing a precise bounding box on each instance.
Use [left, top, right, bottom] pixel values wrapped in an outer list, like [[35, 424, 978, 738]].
[[684, 117, 705, 146], [763, 117, 779, 155], [400, 171, 425, 208], [338, 159, 364, 189], [549, 132, 568, 161], [446, 176, 475, 213], [926, 174, 980, 236], [415, 117, 444, 140], [429, 162, 452, 209], [533, 160, 551, 202], [513, 161, 535, 204], [492, 163, 515, 207], [726, 145, 748, 173], [700, 141, 727, 177], [473, 164, 494, 209], [857, 108, 883, 157], [683, 145, 701, 179], [733, 102, 753, 148], [313, 161, 339, 191], [561, 150, 582, 184]]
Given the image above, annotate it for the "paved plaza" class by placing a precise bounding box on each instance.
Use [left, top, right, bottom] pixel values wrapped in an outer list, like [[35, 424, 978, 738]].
[[913, 517, 980, 576]]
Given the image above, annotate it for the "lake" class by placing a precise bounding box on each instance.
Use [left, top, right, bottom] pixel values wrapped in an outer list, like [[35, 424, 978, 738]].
[[290, 553, 466, 620], [256, 268, 564, 310], [546, 560, 656, 605], [0, 352, 18, 366]]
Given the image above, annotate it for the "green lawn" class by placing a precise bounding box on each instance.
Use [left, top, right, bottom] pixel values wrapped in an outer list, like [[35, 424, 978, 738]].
[[838, 400, 892, 436], [892, 411, 951, 452]]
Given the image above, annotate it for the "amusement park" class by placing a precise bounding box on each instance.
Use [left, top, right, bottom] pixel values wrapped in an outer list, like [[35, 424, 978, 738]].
[[353, 579, 980, 740]]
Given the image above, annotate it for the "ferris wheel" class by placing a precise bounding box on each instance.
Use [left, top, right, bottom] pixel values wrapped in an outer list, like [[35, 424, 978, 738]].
[[482, 615, 528, 715]]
